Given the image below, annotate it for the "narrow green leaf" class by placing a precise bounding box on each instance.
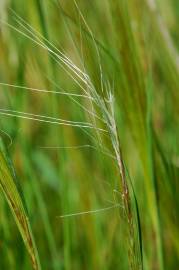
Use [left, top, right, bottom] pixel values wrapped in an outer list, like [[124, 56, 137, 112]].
[[0, 138, 41, 270]]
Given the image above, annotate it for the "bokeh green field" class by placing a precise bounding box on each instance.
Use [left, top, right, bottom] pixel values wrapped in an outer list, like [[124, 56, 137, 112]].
[[0, 0, 179, 269]]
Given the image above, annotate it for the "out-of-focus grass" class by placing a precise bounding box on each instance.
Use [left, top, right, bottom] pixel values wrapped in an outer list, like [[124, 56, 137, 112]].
[[0, 0, 179, 269]]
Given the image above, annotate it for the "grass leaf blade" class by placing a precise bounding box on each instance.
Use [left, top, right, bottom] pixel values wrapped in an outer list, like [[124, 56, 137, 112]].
[[0, 139, 41, 270]]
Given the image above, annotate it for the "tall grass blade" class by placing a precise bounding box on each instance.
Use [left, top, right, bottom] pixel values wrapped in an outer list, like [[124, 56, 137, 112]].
[[0, 138, 41, 270]]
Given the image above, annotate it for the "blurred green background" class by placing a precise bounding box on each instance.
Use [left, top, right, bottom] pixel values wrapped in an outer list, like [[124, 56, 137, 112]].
[[0, 0, 179, 269]]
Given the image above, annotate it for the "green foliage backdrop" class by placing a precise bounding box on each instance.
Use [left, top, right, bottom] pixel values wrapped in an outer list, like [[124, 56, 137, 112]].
[[0, 0, 179, 269]]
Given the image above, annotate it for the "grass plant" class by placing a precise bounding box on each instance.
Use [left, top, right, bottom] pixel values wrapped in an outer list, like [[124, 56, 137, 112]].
[[0, 0, 179, 269]]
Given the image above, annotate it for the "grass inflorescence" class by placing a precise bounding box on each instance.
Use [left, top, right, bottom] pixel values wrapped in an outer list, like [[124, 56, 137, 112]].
[[0, 0, 179, 269]]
